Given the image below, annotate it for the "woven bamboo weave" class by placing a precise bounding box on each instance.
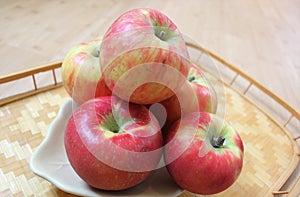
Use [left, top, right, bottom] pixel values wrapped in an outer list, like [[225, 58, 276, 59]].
[[0, 83, 297, 197]]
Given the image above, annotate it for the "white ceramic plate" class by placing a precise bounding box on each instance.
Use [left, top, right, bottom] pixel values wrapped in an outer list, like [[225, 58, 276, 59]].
[[30, 98, 183, 197]]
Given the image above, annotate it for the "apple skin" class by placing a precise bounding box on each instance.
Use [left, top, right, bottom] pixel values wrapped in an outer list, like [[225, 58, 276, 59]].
[[64, 96, 163, 190], [61, 39, 112, 104], [99, 8, 190, 104], [160, 64, 218, 131], [164, 112, 244, 195]]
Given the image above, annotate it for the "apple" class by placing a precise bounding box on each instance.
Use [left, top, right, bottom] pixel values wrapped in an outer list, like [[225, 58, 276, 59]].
[[64, 96, 163, 190], [164, 112, 244, 195], [160, 64, 218, 132], [99, 8, 190, 104], [61, 39, 111, 104]]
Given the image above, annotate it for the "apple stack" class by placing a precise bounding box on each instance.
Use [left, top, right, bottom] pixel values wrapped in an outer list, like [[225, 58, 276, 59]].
[[61, 8, 244, 195]]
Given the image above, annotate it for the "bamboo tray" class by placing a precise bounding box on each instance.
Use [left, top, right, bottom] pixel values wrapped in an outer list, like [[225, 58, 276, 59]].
[[0, 42, 299, 197]]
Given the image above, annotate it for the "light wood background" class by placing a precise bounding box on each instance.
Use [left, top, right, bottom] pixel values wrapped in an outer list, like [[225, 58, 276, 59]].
[[0, 0, 299, 108]]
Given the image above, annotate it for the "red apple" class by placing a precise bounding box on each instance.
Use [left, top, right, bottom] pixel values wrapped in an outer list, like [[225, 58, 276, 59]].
[[64, 96, 163, 190], [160, 64, 218, 131], [99, 8, 190, 104], [164, 112, 244, 195], [61, 39, 111, 104]]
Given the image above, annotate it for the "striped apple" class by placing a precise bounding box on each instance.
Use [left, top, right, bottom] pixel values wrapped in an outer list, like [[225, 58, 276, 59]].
[[100, 8, 190, 104], [160, 64, 218, 132], [164, 112, 244, 194], [61, 39, 111, 104]]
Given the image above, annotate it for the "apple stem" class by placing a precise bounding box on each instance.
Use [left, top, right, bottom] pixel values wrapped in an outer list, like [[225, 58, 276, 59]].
[[188, 76, 196, 82], [211, 136, 225, 148], [158, 30, 166, 39]]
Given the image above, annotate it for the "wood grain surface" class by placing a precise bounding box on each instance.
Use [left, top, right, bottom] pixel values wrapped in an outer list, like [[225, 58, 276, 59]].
[[0, 0, 299, 111]]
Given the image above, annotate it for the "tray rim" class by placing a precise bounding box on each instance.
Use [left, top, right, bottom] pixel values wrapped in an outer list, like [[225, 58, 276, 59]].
[[0, 42, 299, 196]]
